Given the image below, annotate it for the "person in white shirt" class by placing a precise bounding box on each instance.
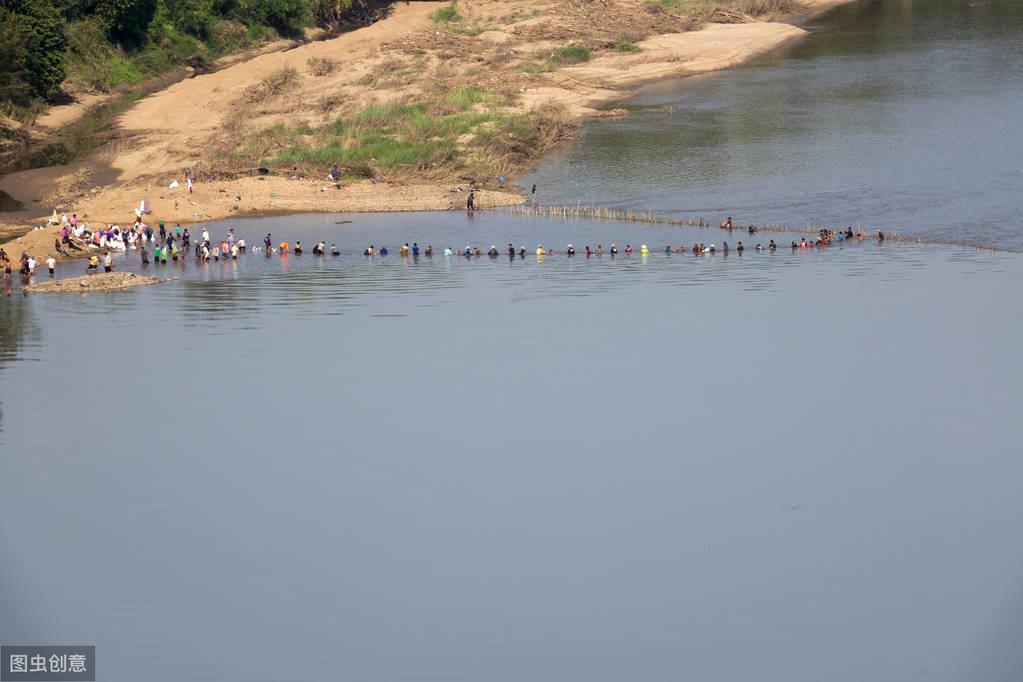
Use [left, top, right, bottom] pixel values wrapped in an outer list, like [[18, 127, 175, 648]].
[[26, 257, 36, 273], [46, 256, 56, 276], [103, 252, 113, 273]]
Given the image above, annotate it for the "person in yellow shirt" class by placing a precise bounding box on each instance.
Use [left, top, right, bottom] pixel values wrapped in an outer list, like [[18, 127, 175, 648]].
[[279, 242, 289, 254], [87, 255, 99, 272], [535, 244, 545, 256]]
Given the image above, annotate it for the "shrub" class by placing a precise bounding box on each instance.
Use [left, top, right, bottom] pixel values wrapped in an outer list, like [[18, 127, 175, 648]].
[[245, 66, 300, 102], [306, 56, 338, 76]]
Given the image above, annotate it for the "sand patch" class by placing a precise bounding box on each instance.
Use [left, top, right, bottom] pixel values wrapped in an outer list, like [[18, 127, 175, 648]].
[[25, 271, 159, 293]]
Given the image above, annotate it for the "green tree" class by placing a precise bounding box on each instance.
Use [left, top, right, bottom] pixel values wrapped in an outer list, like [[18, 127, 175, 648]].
[[236, 0, 311, 36], [0, 10, 31, 106], [156, 0, 216, 38], [0, 1, 67, 100], [95, 0, 158, 48]]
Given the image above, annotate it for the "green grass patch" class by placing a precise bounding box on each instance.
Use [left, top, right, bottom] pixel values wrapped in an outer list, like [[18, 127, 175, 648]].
[[547, 45, 592, 67], [430, 3, 460, 23], [615, 41, 642, 53], [233, 89, 573, 180]]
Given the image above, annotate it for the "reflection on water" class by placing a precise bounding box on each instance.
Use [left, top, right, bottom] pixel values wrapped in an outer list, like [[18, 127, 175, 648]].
[[0, 295, 40, 442], [1, 210, 1022, 682], [524, 0, 1023, 249], [0, 189, 24, 213]]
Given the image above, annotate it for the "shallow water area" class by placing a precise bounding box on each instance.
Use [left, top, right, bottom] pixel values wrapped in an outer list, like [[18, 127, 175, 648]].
[[2, 210, 1023, 682], [524, 0, 1023, 250]]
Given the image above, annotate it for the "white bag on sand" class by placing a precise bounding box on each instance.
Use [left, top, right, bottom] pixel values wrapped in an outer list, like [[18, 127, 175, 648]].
[[169, 180, 179, 189]]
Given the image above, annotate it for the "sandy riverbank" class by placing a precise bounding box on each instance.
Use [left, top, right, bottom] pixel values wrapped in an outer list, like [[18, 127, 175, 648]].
[[25, 271, 159, 293], [0, 0, 856, 254]]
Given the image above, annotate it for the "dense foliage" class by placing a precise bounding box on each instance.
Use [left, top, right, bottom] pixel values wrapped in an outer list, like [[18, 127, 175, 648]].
[[0, 0, 361, 114]]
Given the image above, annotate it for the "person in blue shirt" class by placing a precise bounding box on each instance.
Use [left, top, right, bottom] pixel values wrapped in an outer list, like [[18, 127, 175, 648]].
[[412, 243, 420, 256], [379, 246, 388, 256]]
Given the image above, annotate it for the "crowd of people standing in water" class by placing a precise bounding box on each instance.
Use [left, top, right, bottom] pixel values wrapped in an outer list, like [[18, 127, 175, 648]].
[[3, 209, 887, 288]]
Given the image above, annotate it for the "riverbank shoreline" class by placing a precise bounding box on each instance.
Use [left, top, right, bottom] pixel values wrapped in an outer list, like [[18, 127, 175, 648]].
[[0, 0, 858, 257]]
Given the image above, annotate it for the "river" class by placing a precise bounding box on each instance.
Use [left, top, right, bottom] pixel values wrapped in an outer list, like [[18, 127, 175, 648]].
[[525, 0, 1023, 250], [1, 2, 1022, 681]]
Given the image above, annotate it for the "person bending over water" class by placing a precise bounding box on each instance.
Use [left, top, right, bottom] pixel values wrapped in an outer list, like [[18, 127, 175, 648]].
[[737, 241, 744, 254], [331, 244, 340, 256]]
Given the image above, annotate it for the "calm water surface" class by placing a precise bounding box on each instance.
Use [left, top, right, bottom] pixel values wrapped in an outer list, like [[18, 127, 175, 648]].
[[1, 211, 1022, 681], [525, 0, 1023, 249], [3, 0, 1023, 679]]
